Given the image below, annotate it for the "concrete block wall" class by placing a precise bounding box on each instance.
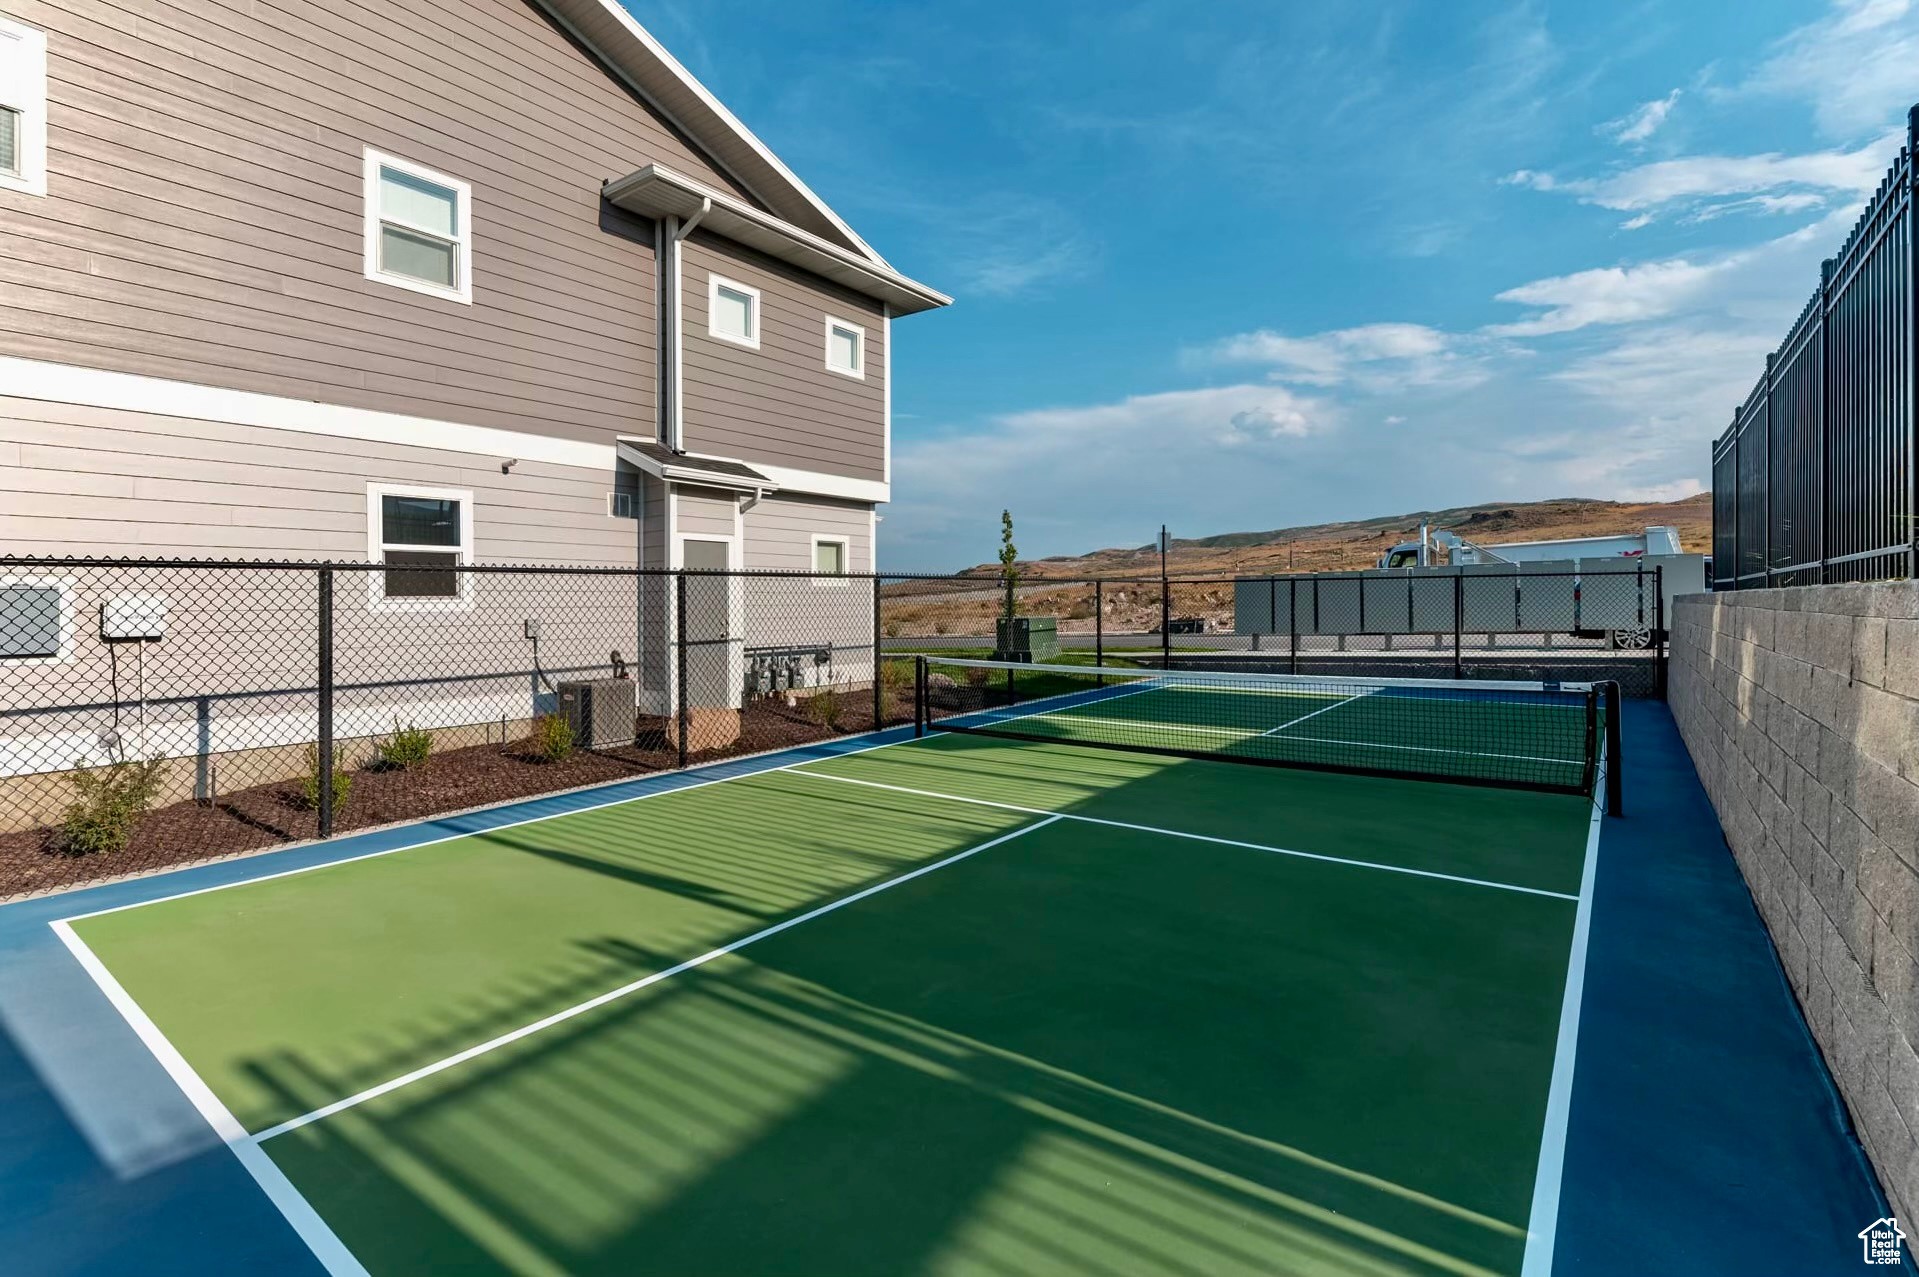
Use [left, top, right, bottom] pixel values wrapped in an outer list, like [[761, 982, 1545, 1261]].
[[1669, 583, 1919, 1218]]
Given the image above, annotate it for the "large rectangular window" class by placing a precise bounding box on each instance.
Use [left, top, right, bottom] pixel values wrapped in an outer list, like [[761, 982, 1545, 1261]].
[[369, 484, 473, 605], [0, 16, 47, 197], [708, 275, 760, 349], [363, 149, 473, 304]]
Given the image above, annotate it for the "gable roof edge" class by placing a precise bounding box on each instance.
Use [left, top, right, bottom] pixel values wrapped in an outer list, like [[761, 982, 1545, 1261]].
[[535, 0, 890, 268]]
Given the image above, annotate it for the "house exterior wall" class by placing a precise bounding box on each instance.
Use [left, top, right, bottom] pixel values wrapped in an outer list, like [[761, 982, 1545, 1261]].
[[0, 0, 790, 446], [680, 233, 886, 482], [0, 393, 637, 563], [744, 494, 873, 573], [1669, 584, 1919, 1222]]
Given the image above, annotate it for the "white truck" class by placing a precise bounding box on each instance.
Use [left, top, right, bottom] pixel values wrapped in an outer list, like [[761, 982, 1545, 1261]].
[[1377, 525, 1684, 568], [1372, 525, 1703, 648]]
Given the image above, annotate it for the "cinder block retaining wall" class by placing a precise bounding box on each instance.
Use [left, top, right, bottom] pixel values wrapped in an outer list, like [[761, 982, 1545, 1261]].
[[1669, 584, 1919, 1218]]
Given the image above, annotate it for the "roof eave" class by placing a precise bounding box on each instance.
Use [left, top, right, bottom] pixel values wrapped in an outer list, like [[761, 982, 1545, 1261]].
[[605, 166, 951, 316], [536, 0, 890, 266]]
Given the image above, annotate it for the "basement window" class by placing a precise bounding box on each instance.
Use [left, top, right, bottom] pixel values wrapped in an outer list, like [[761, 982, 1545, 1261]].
[[369, 484, 473, 606]]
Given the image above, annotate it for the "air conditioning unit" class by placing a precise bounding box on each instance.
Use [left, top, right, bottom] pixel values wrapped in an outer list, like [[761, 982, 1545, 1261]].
[[555, 678, 636, 749]]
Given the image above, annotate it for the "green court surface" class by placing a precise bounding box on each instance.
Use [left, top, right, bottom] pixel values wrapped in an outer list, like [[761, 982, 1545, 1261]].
[[64, 733, 1596, 1277], [927, 666, 1600, 793]]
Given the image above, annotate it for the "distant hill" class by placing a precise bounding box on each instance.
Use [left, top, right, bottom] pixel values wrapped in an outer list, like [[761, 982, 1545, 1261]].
[[966, 493, 1710, 579]]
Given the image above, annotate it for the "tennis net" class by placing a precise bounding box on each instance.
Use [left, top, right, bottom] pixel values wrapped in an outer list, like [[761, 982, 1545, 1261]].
[[913, 657, 1614, 798]]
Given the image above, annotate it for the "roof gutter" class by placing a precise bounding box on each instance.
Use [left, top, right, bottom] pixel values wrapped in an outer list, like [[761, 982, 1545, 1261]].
[[606, 165, 951, 315]]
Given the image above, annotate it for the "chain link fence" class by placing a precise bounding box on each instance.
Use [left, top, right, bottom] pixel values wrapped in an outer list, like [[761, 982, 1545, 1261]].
[[2, 557, 1665, 899]]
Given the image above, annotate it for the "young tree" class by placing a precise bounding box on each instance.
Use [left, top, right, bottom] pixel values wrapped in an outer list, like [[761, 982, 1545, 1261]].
[[998, 509, 1019, 623]]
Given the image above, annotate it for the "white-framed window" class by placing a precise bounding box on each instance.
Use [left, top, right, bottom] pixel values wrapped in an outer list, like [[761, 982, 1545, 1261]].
[[824, 316, 864, 379], [367, 483, 474, 608], [363, 149, 473, 304], [708, 274, 760, 349], [811, 534, 851, 585], [0, 15, 48, 198], [0, 575, 72, 664]]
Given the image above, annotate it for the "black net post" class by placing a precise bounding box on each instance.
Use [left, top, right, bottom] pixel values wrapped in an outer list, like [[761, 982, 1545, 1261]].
[[1452, 573, 1464, 679], [1604, 680, 1624, 817], [1160, 581, 1171, 668], [1288, 577, 1299, 675], [316, 564, 334, 839], [914, 654, 926, 737], [675, 571, 689, 770], [871, 574, 882, 731], [1094, 580, 1104, 683]]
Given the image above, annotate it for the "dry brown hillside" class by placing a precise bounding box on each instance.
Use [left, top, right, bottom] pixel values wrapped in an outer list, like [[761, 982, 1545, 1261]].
[[974, 493, 1710, 580]]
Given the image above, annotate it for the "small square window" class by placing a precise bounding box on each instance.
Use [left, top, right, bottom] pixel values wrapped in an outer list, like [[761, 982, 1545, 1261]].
[[1, 582, 63, 660], [708, 275, 760, 348], [363, 150, 472, 304], [369, 484, 472, 606], [812, 537, 850, 584], [824, 317, 865, 378]]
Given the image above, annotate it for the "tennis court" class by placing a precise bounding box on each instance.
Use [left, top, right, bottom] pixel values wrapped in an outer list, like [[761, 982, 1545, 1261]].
[[53, 666, 1606, 1277]]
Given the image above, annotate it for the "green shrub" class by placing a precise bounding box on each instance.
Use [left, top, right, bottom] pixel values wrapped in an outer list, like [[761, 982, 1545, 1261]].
[[60, 758, 167, 856], [880, 659, 913, 690], [529, 713, 574, 763], [298, 745, 352, 816], [377, 719, 434, 770], [804, 682, 846, 730]]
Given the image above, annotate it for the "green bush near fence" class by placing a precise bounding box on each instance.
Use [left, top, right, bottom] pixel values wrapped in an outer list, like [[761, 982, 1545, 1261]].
[[298, 746, 353, 817], [60, 757, 168, 856], [529, 713, 574, 763], [376, 720, 434, 770]]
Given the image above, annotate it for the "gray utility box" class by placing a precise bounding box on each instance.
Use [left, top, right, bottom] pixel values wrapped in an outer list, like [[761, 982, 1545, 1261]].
[[556, 679, 637, 749], [993, 616, 1060, 663]]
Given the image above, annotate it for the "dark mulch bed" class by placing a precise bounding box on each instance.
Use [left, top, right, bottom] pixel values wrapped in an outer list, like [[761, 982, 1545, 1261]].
[[0, 695, 913, 902]]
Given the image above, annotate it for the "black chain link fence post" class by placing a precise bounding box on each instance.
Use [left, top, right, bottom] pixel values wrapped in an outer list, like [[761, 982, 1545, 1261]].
[[871, 574, 882, 731], [675, 571, 688, 770], [1094, 580, 1104, 682], [316, 564, 334, 839]]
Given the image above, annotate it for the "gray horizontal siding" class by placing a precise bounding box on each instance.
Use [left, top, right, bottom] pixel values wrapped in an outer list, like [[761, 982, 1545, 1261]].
[[0, 395, 637, 564], [675, 487, 739, 542], [0, 0, 782, 445], [680, 234, 885, 482], [744, 496, 873, 573]]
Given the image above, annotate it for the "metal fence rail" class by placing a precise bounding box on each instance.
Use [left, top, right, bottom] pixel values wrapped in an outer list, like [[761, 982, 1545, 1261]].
[[1, 556, 1667, 900], [1713, 104, 1917, 589]]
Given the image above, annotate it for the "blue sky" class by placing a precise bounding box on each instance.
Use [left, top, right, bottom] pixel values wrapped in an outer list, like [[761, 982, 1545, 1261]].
[[623, 0, 1919, 570]]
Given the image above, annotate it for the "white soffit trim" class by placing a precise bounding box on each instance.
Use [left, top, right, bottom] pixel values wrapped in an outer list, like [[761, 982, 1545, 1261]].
[[605, 166, 949, 316], [745, 460, 888, 505], [536, 0, 885, 265], [0, 355, 613, 471]]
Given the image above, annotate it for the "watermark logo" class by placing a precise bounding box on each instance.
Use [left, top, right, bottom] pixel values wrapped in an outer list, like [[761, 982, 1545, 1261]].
[[1859, 1217, 1906, 1265]]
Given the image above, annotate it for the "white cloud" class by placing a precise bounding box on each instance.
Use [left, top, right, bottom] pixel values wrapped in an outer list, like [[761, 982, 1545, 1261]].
[[1488, 259, 1734, 336], [1503, 129, 1902, 229], [1602, 90, 1681, 145], [1194, 322, 1479, 390], [1744, 0, 1919, 138]]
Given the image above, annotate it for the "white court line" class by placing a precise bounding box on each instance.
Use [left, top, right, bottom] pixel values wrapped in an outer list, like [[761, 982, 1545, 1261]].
[[1519, 744, 1605, 1277], [251, 815, 1063, 1144], [789, 768, 1578, 902], [56, 726, 933, 927], [1258, 691, 1367, 736], [51, 921, 371, 1277]]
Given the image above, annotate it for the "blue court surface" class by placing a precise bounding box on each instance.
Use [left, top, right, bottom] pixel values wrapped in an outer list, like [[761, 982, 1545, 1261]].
[[0, 700, 1900, 1276]]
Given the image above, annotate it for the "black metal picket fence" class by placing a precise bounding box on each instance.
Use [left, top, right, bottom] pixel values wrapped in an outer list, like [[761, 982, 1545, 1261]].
[[1712, 105, 1917, 589], [1, 556, 1665, 898]]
